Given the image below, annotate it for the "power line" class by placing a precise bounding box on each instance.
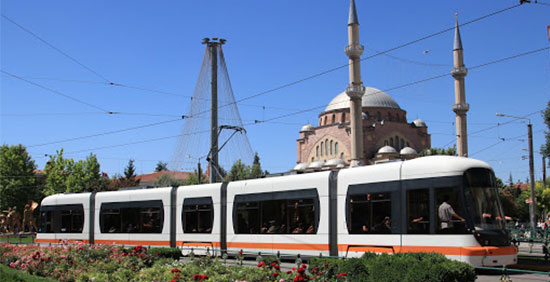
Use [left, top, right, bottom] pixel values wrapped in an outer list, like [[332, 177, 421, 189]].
[[1, 14, 112, 83], [1, 70, 111, 113], [27, 118, 183, 148]]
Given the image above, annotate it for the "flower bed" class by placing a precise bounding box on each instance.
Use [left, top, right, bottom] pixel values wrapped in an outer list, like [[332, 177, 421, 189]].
[[1, 242, 475, 282]]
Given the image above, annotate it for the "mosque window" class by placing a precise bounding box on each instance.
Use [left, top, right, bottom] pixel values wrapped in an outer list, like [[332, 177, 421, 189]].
[[332, 114, 336, 124], [316, 146, 319, 157], [342, 113, 346, 123], [406, 142, 410, 147], [321, 142, 324, 156], [395, 136, 399, 149], [330, 140, 333, 155], [340, 152, 344, 160], [384, 140, 388, 146], [324, 116, 328, 125], [377, 111, 382, 121], [312, 157, 314, 162], [401, 139, 405, 149], [319, 118, 322, 126], [389, 138, 394, 148], [388, 112, 392, 121], [335, 143, 338, 155], [325, 139, 329, 155]]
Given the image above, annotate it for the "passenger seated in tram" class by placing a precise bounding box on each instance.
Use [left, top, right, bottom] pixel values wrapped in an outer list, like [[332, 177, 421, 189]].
[[374, 216, 391, 233], [267, 220, 279, 233]]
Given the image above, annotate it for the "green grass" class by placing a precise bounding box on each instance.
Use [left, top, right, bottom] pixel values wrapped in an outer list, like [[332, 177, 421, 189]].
[[0, 235, 34, 244], [0, 264, 56, 282]]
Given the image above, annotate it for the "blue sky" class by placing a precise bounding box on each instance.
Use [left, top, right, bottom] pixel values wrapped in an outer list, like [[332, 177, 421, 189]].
[[1, 0, 549, 183]]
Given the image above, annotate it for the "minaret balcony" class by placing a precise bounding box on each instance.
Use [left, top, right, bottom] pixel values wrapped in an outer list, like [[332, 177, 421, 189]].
[[451, 66, 468, 78], [345, 44, 364, 58], [345, 84, 365, 99], [452, 103, 470, 114]]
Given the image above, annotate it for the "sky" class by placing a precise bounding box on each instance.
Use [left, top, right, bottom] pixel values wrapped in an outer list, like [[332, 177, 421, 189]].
[[1, 0, 549, 183]]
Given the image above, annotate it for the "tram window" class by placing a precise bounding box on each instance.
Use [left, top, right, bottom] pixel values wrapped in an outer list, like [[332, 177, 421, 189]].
[[435, 188, 466, 234], [233, 189, 319, 235], [39, 210, 54, 233], [39, 205, 84, 233], [183, 197, 213, 233], [407, 189, 429, 234], [100, 200, 163, 233], [348, 192, 392, 234]]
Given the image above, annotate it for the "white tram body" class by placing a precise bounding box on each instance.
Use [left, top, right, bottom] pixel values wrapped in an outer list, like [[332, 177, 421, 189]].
[[36, 156, 517, 266]]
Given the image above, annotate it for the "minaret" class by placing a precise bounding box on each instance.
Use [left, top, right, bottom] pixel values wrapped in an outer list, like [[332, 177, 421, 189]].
[[345, 0, 365, 167], [451, 14, 469, 157]]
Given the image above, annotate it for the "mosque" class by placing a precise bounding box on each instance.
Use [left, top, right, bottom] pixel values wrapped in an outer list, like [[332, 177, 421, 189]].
[[294, 1, 432, 170], [295, 88, 431, 169]]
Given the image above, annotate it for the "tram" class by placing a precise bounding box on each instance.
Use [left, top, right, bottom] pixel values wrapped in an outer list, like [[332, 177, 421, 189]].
[[36, 155, 517, 266]]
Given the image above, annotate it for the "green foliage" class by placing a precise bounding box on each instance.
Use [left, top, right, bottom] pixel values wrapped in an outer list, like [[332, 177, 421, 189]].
[[0, 144, 41, 212], [224, 153, 267, 182], [183, 169, 207, 186], [419, 145, 457, 157], [309, 252, 476, 282], [147, 248, 182, 260], [153, 173, 184, 187], [155, 161, 168, 172], [0, 264, 56, 282], [44, 150, 106, 195], [124, 159, 137, 180]]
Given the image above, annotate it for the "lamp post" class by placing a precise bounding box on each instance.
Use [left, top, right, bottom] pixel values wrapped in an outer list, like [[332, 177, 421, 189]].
[[496, 113, 536, 234], [186, 155, 203, 185]]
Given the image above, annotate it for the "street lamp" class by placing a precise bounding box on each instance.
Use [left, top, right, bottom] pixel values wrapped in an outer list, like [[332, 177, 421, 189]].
[[496, 113, 536, 235], [186, 155, 203, 185]]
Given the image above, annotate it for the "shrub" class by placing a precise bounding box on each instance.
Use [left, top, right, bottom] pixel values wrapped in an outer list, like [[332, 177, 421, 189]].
[[147, 247, 182, 260]]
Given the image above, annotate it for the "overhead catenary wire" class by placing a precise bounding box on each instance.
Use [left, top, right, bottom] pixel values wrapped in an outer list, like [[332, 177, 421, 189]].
[[18, 46, 549, 150], [1, 14, 112, 83]]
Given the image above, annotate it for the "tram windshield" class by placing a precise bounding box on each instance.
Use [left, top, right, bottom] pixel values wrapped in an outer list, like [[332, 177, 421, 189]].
[[464, 169, 505, 231]]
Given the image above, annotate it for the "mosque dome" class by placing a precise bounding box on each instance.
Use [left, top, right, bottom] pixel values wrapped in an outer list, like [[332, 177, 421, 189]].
[[377, 145, 397, 154], [300, 124, 315, 133], [293, 163, 309, 171], [308, 160, 325, 170], [324, 87, 401, 112], [400, 147, 418, 155], [325, 158, 345, 167], [413, 119, 427, 127]]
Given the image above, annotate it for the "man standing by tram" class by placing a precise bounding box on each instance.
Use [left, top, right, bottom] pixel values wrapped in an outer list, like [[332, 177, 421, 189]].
[[439, 195, 465, 232]]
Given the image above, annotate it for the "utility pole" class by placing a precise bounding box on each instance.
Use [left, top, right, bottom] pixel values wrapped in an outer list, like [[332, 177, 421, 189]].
[[497, 113, 537, 235], [202, 37, 226, 183], [543, 156, 546, 189]]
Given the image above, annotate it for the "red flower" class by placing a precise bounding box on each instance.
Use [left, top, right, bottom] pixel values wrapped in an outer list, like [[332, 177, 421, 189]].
[[271, 262, 277, 266], [324, 263, 329, 268], [301, 264, 307, 269], [293, 275, 305, 282], [272, 272, 280, 277], [297, 267, 305, 274], [174, 274, 181, 279], [201, 274, 208, 280], [171, 268, 181, 273], [337, 272, 347, 277], [292, 267, 296, 271], [274, 265, 281, 270], [287, 270, 292, 274], [171, 280, 176, 282], [257, 261, 266, 267], [193, 274, 200, 280]]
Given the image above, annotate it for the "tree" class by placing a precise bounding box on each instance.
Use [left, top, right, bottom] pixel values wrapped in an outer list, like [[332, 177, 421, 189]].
[[108, 160, 140, 190], [183, 170, 207, 186], [418, 145, 457, 156], [508, 172, 514, 187], [0, 144, 41, 212], [225, 159, 250, 182], [154, 173, 184, 187], [44, 150, 107, 195], [155, 161, 168, 172], [124, 159, 137, 180], [250, 153, 265, 179], [44, 149, 74, 196]]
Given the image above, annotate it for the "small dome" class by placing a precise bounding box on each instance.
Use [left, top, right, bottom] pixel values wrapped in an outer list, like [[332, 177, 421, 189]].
[[325, 158, 345, 167], [293, 163, 309, 171], [324, 87, 401, 112], [413, 119, 427, 127], [300, 124, 314, 133], [378, 146, 397, 154], [400, 147, 417, 155], [308, 160, 325, 170]]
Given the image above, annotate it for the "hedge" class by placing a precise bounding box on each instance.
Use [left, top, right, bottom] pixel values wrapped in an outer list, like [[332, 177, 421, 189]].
[[0, 264, 56, 282], [147, 248, 183, 260], [309, 252, 476, 282]]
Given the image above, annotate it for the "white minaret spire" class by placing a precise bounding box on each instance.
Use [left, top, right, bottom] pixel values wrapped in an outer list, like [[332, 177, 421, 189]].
[[345, 0, 365, 167], [451, 13, 469, 157]]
